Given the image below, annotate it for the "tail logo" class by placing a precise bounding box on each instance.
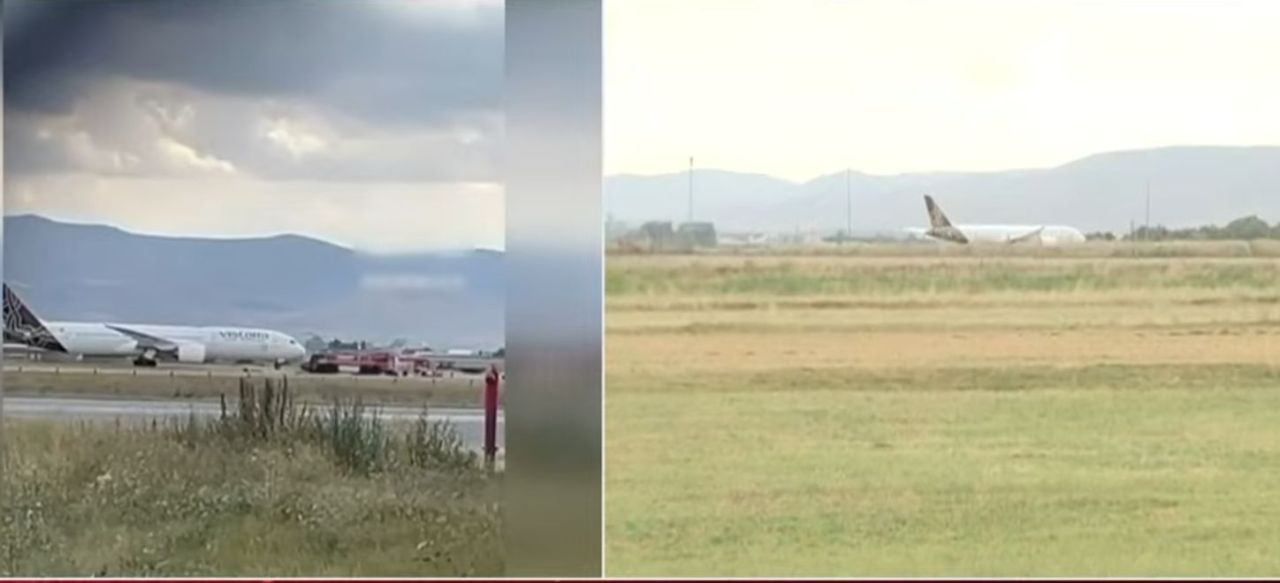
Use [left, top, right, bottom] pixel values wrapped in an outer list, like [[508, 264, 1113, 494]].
[[924, 195, 953, 228], [4, 284, 68, 352], [922, 195, 969, 244]]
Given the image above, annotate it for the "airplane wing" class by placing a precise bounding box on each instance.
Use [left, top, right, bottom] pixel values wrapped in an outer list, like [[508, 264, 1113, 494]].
[[903, 227, 935, 239], [107, 324, 210, 363], [1008, 227, 1045, 244], [105, 324, 180, 351]]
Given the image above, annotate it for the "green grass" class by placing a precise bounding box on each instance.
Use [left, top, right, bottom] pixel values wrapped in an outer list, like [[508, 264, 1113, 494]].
[[605, 251, 1280, 575], [606, 363, 1280, 576], [611, 239, 1280, 259], [607, 257, 1280, 297], [1, 389, 501, 576], [631, 362, 1280, 394]]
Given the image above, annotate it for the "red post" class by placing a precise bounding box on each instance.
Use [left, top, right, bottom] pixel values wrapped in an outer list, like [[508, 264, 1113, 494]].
[[483, 364, 500, 468]]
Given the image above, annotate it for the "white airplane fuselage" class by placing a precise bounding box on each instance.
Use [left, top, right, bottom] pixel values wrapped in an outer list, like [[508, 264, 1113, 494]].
[[912, 194, 1087, 246], [42, 321, 305, 364], [941, 224, 1087, 245]]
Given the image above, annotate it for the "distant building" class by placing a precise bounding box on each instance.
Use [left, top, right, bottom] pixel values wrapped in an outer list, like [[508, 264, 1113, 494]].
[[615, 220, 719, 252], [639, 221, 676, 246], [677, 222, 718, 248], [624, 221, 677, 251], [776, 229, 824, 246], [605, 215, 631, 242], [303, 335, 329, 354], [326, 338, 361, 351]]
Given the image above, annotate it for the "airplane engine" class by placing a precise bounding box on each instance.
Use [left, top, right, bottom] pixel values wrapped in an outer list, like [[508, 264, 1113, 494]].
[[175, 343, 207, 363]]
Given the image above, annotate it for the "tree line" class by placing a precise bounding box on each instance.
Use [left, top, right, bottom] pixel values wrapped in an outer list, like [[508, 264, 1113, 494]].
[[1086, 215, 1280, 241]]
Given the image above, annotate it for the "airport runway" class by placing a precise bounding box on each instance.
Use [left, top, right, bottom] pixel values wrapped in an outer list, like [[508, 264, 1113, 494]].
[[3, 361, 489, 382], [5, 362, 284, 378], [2, 396, 505, 452]]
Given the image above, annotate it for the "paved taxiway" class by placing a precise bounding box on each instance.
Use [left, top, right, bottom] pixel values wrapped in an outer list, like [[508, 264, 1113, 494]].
[[2, 396, 505, 452]]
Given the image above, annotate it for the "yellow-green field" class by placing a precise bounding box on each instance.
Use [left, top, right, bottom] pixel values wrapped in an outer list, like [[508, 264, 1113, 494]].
[[605, 245, 1280, 576]]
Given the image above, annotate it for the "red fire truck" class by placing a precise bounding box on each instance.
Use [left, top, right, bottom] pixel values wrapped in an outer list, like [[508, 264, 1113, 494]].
[[302, 350, 438, 376], [302, 351, 395, 375]]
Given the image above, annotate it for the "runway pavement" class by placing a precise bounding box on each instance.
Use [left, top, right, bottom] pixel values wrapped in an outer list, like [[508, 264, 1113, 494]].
[[3, 360, 488, 382], [5, 362, 283, 378], [2, 395, 505, 452]]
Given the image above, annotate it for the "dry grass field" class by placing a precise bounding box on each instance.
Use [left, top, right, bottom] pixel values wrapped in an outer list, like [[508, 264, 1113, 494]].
[[1, 396, 501, 576], [605, 243, 1280, 576]]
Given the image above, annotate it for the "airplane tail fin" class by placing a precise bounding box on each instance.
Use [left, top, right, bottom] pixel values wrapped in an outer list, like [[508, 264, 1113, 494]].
[[4, 283, 68, 352], [924, 195, 954, 229]]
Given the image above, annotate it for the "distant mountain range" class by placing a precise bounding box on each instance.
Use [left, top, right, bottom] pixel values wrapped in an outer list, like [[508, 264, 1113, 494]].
[[2, 215, 503, 349], [605, 146, 1280, 235]]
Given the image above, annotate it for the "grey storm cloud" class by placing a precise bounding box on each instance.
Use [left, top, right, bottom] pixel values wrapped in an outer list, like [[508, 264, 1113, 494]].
[[5, 0, 501, 123], [4, 0, 502, 182]]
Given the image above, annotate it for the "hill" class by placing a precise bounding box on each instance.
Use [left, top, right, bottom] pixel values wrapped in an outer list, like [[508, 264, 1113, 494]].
[[2, 215, 503, 349], [605, 146, 1280, 235]]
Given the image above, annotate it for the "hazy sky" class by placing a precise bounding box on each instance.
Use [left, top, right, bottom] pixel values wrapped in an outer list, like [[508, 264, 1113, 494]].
[[605, 0, 1280, 181], [4, 0, 503, 252]]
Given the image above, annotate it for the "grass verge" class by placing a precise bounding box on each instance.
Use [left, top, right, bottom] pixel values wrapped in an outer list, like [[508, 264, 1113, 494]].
[[1, 379, 501, 576]]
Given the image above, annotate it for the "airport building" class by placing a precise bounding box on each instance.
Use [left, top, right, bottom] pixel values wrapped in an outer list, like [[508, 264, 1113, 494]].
[[677, 222, 718, 248], [614, 220, 719, 252]]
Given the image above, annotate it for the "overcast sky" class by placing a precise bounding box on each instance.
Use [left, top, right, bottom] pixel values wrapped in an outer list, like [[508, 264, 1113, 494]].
[[4, 0, 503, 252], [605, 0, 1280, 181]]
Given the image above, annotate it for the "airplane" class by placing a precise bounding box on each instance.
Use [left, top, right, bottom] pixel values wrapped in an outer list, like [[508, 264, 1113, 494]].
[[3, 284, 307, 367], [908, 195, 1086, 245]]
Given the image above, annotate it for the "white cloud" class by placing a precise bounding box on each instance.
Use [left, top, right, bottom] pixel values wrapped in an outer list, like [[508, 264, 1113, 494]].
[[157, 136, 236, 173], [6, 174, 504, 252], [263, 116, 329, 159], [10, 77, 497, 182]]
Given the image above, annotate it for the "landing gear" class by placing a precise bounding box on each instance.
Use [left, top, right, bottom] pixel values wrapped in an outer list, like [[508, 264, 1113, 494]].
[[133, 348, 158, 367]]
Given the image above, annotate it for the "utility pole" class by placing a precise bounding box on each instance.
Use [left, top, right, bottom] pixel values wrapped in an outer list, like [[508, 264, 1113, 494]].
[[845, 168, 852, 244], [687, 156, 694, 224], [1144, 178, 1151, 241]]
